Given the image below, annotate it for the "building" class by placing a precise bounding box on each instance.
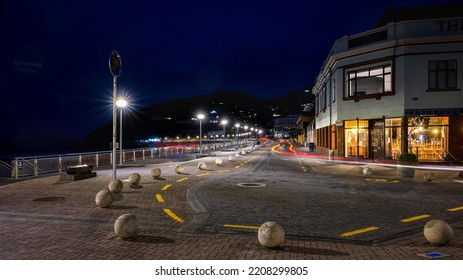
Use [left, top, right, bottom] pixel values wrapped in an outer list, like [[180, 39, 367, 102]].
[[274, 115, 299, 139], [312, 3, 463, 162]]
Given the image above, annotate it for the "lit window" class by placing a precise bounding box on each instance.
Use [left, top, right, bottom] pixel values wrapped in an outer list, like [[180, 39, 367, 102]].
[[345, 63, 392, 99]]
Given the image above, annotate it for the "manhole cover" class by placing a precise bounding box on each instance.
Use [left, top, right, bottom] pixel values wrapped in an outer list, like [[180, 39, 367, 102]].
[[33, 197, 65, 202], [236, 183, 266, 188]]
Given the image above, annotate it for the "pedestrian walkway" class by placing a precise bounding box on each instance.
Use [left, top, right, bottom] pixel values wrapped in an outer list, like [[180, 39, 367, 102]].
[[0, 149, 462, 260]]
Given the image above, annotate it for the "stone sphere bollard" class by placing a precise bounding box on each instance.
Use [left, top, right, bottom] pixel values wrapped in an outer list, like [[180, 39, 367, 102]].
[[151, 168, 161, 179], [241, 150, 246, 155], [227, 155, 234, 161], [363, 167, 372, 176], [108, 179, 123, 194], [95, 189, 114, 208], [128, 173, 141, 185], [114, 214, 139, 239], [198, 161, 207, 170], [423, 172, 435, 182], [423, 219, 454, 246], [258, 221, 285, 248], [175, 164, 184, 174], [215, 158, 223, 166], [235, 153, 240, 158]]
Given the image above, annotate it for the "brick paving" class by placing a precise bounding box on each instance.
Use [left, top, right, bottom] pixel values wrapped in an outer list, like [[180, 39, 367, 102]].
[[0, 147, 462, 260]]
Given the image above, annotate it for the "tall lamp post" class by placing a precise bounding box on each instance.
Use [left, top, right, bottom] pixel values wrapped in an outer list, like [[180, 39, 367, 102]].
[[221, 119, 228, 148], [116, 99, 127, 165], [109, 51, 122, 180], [235, 123, 240, 147], [197, 114, 205, 154]]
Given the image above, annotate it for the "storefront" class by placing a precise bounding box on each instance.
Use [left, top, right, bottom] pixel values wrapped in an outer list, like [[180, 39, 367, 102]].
[[341, 116, 450, 161]]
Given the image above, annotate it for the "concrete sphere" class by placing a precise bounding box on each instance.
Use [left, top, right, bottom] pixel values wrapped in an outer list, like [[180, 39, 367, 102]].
[[241, 150, 246, 155], [95, 189, 114, 208], [227, 155, 234, 161], [235, 153, 240, 158], [215, 158, 223, 166], [363, 167, 372, 176], [198, 161, 207, 170], [423, 172, 435, 182], [128, 173, 141, 185], [175, 164, 184, 174], [423, 219, 454, 245], [108, 179, 123, 193], [258, 221, 285, 248], [114, 214, 139, 239], [151, 168, 161, 179]]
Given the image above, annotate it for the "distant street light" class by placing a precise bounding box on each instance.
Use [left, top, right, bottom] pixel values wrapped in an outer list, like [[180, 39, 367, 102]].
[[244, 125, 248, 141], [221, 119, 228, 148], [116, 98, 128, 165], [109, 50, 122, 180], [235, 123, 240, 147], [197, 114, 205, 154]]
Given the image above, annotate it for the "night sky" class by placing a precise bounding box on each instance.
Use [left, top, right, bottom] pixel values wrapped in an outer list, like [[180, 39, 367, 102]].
[[0, 0, 458, 144]]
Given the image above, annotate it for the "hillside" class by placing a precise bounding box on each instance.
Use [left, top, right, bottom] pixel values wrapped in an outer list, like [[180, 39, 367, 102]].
[[82, 90, 311, 147]]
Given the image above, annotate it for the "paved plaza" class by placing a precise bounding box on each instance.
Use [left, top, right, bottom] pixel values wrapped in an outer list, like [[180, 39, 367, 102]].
[[0, 144, 463, 260]]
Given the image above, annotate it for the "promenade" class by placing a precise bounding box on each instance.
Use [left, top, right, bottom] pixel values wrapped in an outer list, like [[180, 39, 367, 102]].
[[0, 145, 462, 260]]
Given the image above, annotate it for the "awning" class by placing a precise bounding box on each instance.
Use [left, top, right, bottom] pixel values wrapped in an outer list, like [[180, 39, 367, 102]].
[[405, 108, 463, 116]]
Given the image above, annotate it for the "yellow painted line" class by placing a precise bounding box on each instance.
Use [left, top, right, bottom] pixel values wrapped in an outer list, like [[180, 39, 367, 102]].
[[219, 170, 230, 173], [401, 214, 430, 223], [155, 194, 164, 203], [447, 206, 463, 212], [224, 224, 260, 230], [161, 184, 172, 191], [163, 208, 184, 223], [235, 166, 241, 169], [340, 226, 379, 237], [196, 173, 210, 177], [176, 177, 188, 183]]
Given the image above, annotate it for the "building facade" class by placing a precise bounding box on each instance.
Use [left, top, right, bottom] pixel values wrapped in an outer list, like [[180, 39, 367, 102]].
[[312, 4, 463, 162]]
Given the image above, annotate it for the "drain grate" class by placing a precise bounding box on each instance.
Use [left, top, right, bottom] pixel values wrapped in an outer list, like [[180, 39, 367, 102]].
[[236, 183, 266, 188], [33, 197, 65, 202]]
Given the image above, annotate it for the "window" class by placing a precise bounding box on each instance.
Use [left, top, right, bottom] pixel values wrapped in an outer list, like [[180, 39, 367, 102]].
[[331, 77, 336, 103], [345, 64, 392, 99], [428, 60, 457, 90]]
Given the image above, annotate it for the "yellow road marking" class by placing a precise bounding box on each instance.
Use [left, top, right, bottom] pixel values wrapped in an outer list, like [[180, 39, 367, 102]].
[[163, 208, 184, 223], [219, 170, 230, 173], [447, 206, 463, 212], [224, 224, 260, 230], [155, 194, 164, 203], [196, 173, 210, 177], [401, 214, 430, 223], [176, 177, 188, 182], [340, 226, 379, 237], [235, 166, 241, 169], [161, 184, 172, 191]]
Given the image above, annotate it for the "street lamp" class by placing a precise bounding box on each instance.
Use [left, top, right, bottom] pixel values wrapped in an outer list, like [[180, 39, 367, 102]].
[[235, 123, 240, 147], [221, 119, 228, 148], [109, 50, 122, 180], [116, 98, 127, 165], [244, 125, 248, 142], [197, 114, 205, 154]]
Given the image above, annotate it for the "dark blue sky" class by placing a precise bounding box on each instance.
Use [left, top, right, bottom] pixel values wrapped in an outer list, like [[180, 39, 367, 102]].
[[0, 0, 457, 142]]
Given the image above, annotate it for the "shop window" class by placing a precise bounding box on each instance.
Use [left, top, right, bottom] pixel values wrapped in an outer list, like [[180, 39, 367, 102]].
[[345, 120, 369, 158], [408, 117, 449, 161], [428, 60, 457, 91]]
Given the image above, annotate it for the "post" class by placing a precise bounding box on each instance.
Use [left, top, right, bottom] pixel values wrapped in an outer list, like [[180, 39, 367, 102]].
[[112, 76, 117, 179], [119, 108, 123, 165]]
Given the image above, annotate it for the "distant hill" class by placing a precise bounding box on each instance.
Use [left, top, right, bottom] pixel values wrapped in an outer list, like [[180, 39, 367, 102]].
[[82, 90, 312, 147]]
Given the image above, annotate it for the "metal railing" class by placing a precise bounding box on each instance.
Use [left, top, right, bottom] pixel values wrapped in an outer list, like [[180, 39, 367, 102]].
[[7, 145, 204, 179], [0, 160, 13, 178]]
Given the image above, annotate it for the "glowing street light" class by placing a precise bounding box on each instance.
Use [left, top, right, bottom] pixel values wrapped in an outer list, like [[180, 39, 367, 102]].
[[116, 98, 128, 165], [197, 114, 205, 154], [235, 123, 240, 147], [109, 50, 122, 180], [221, 119, 228, 148]]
